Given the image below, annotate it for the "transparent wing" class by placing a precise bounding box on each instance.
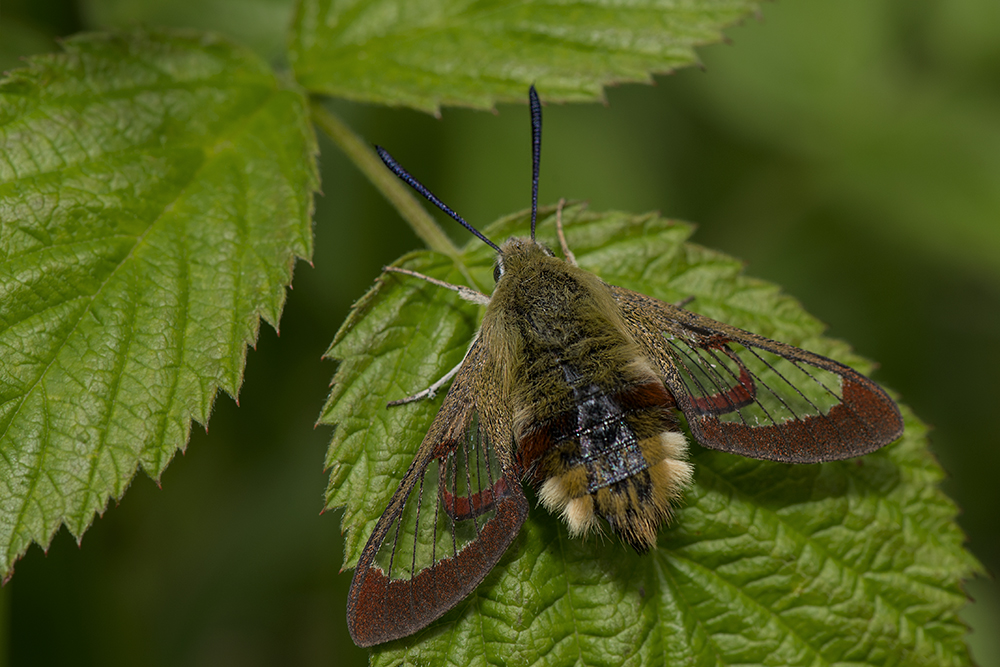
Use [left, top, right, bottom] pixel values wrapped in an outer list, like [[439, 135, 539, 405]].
[[347, 340, 527, 647], [612, 286, 903, 463]]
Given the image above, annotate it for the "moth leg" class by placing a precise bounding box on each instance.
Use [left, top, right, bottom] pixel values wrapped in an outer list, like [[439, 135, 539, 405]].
[[383, 266, 490, 305], [674, 296, 696, 309], [554, 198, 578, 267], [388, 358, 464, 406], [387, 331, 481, 407]]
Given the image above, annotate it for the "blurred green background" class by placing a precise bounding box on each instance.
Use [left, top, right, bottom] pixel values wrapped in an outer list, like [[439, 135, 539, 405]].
[[2, 0, 998, 665]]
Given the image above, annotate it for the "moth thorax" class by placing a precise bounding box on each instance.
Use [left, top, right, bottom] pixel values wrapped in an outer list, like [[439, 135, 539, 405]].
[[523, 378, 694, 552]]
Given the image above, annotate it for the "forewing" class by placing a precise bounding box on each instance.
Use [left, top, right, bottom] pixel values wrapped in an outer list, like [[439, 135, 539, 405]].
[[612, 286, 903, 463], [347, 339, 528, 647]]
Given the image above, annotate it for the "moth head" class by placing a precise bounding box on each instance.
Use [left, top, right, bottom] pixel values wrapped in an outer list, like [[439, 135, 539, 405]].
[[494, 237, 556, 283]]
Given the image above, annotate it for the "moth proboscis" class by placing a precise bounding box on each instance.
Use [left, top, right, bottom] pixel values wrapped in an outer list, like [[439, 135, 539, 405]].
[[345, 87, 904, 647]]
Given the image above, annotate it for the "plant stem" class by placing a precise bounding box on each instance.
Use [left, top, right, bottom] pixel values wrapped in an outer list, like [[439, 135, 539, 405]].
[[310, 101, 477, 283]]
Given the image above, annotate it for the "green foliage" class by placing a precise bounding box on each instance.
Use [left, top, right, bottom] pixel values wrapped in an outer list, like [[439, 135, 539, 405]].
[[0, 28, 317, 575], [290, 0, 760, 112], [323, 206, 979, 665], [0, 0, 989, 664]]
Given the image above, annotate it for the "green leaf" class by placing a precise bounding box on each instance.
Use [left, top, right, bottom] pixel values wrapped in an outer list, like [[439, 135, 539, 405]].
[[290, 0, 760, 113], [322, 205, 980, 665], [0, 28, 318, 577]]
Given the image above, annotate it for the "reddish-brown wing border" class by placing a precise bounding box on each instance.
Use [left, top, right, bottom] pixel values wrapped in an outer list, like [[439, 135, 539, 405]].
[[347, 340, 528, 647], [612, 286, 903, 463]]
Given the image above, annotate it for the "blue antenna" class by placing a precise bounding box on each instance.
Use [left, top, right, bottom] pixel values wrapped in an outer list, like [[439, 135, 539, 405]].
[[529, 85, 542, 240], [375, 146, 502, 254]]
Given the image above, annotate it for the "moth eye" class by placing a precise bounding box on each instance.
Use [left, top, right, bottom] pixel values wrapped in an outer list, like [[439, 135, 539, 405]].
[[493, 264, 502, 282]]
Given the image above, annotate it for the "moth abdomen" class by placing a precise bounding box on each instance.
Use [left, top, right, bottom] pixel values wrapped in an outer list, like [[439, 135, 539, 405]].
[[520, 378, 694, 552], [593, 432, 692, 552]]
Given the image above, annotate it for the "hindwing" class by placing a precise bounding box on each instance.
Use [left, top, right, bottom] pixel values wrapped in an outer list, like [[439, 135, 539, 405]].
[[611, 286, 903, 463]]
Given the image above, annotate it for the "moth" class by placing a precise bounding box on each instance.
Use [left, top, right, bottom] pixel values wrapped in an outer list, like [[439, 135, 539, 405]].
[[346, 87, 903, 647]]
